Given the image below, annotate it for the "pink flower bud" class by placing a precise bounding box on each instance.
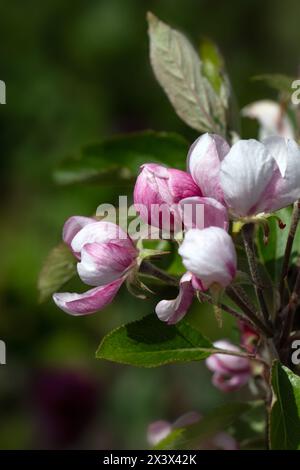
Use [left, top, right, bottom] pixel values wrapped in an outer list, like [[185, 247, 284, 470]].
[[178, 227, 237, 289], [53, 218, 138, 315], [239, 321, 260, 353], [134, 163, 201, 231], [206, 340, 251, 392], [187, 133, 230, 204]]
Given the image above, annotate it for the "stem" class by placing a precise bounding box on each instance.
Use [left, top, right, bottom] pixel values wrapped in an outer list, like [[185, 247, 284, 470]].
[[280, 268, 300, 347], [242, 223, 271, 327], [278, 200, 300, 306], [226, 286, 273, 337], [209, 348, 270, 369], [139, 261, 178, 286], [198, 291, 258, 331]]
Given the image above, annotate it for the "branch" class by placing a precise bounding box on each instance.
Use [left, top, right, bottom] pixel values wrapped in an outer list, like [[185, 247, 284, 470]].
[[208, 347, 270, 369], [280, 268, 300, 347], [226, 285, 273, 337], [198, 291, 258, 331], [279, 200, 300, 306], [139, 261, 178, 286], [242, 223, 271, 327]]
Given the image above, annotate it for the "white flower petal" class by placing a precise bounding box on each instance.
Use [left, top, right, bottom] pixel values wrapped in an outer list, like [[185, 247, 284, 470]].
[[220, 139, 275, 217]]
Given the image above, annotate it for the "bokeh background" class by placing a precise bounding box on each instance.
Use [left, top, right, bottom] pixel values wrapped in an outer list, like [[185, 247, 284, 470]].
[[0, 0, 300, 449]]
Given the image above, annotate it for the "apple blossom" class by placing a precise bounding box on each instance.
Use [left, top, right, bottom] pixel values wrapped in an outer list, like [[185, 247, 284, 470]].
[[206, 340, 251, 392], [178, 227, 237, 289], [187, 133, 300, 218], [53, 217, 138, 315], [134, 163, 201, 231], [242, 100, 294, 140], [220, 136, 300, 217]]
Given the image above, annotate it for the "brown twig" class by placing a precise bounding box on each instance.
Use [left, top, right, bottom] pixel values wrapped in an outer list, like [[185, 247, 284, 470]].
[[226, 285, 273, 337], [278, 200, 300, 307], [242, 224, 271, 327], [280, 268, 300, 347]]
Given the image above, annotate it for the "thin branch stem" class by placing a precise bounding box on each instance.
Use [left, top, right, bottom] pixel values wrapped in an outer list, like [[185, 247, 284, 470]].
[[279, 200, 300, 306], [208, 347, 270, 369], [280, 268, 300, 347], [198, 291, 258, 331], [226, 286, 273, 337], [242, 223, 271, 327], [139, 261, 178, 286]]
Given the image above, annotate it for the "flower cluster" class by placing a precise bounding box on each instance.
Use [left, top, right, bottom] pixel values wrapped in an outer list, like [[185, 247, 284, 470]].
[[53, 132, 300, 392]]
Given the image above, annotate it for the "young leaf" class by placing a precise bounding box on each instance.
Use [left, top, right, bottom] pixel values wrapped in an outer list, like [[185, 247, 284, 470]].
[[155, 402, 251, 450], [54, 131, 188, 185], [96, 314, 213, 367], [147, 13, 226, 135], [253, 74, 296, 96], [270, 361, 300, 450], [38, 243, 77, 302], [257, 207, 300, 284]]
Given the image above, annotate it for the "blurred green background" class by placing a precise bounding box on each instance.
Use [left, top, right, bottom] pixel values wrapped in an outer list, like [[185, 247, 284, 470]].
[[0, 0, 300, 449]]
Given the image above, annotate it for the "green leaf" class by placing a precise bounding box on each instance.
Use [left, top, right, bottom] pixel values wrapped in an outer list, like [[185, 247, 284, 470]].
[[253, 74, 296, 96], [54, 130, 188, 185], [147, 13, 226, 134], [38, 243, 77, 302], [155, 402, 251, 450], [96, 314, 213, 367], [257, 207, 300, 284], [199, 38, 230, 106], [270, 361, 300, 450]]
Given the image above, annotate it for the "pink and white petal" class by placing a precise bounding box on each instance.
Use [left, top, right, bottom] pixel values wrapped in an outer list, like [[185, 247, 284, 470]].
[[173, 411, 201, 429], [77, 242, 136, 287], [147, 421, 172, 447], [212, 371, 250, 392], [220, 139, 275, 217], [180, 196, 228, 231], [258, 137, 300, 213], [71, 221, 135, 254], [52, 278, 124, 316], [206, 350, 250, 375], [179, 227, 237, 288], [263, 136, 292, 176], [155, 272, 194, 324], [168, 169, 202, 202], [187, 133, 230, 203], [242, 100, 294, 140], [212, 432, 238, 450], [63, 216, 95, 249]]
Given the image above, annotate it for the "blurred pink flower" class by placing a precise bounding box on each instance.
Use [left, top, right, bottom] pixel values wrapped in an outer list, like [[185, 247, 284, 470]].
[[206, 340, 251, 392], [242, 100, 294, 140], [147, 411, 238, 449]]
